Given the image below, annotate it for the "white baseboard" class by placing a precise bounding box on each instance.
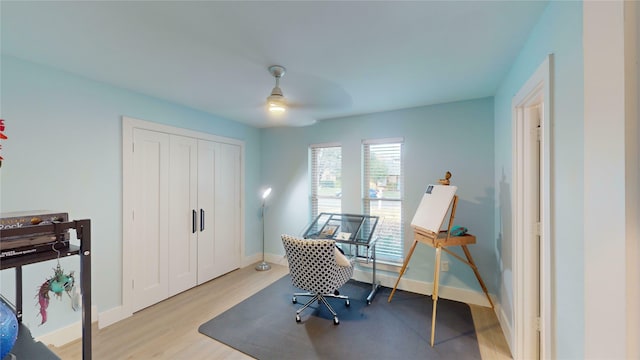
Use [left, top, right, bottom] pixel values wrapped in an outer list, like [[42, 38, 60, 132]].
[[265, 253, 288, 266], [265, 254, 494, 307], [36, 305, 98, 347], [98, 305, 129, 329], [37, 305, 134, 346], [242, 253, 262, 267], [493, 295, 514, 356], [243, 252, 288, 268], [352, 266, 493, 307]]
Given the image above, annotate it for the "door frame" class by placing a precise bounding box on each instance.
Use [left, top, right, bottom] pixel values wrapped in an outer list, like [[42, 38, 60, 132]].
[[512, 55, 553, 359], [122, 116, 245, 317]]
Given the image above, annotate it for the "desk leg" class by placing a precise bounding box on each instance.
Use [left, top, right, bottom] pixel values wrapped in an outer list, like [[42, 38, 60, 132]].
[[431, 245, 442, 347], [78, 220, 92, 360], [365, 243, 380, 305], [15, 266, 23, 323]]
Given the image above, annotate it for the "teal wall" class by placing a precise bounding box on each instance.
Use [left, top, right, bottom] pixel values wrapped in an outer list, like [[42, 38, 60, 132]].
[[260, 98, 496, 293], [493, 2, 583, 357], [0, 55, 262, 336]]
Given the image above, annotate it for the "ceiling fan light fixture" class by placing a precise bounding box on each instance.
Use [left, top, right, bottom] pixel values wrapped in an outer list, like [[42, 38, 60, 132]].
[[267, 65, 287, 113], [267, 95, 287, 113]]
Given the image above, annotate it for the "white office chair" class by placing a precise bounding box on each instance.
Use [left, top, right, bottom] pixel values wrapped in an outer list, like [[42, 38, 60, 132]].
[[281, 234, 354, 325]]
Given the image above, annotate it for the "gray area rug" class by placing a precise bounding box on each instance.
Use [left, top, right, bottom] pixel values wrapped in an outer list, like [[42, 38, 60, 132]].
[[199, 275, 481, 359]]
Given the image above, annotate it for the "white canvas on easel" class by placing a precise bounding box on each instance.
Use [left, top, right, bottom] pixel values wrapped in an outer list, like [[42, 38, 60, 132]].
[[410, 184, 457, 234]]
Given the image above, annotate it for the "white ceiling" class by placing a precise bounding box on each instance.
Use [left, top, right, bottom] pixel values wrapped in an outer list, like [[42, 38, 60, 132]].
[[1, 1, 548, 128]]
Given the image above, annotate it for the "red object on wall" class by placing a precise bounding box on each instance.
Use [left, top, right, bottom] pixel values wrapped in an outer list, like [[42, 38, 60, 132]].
[[0, 119, 6, 163]]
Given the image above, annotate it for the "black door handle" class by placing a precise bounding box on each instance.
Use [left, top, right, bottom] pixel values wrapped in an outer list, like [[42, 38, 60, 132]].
[[200, 209, 205, 232], [192, 210, 197, 234]]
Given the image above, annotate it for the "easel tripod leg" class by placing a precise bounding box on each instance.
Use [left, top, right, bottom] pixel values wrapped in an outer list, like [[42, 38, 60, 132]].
[[461, 245, 494, 309], [388, 239, 418, 302], [430, 246, 442, 347]]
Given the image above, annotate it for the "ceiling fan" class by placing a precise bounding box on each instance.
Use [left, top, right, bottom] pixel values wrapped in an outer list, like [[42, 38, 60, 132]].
[[266, 65, 287, 113], [262, 64, 351, 127]]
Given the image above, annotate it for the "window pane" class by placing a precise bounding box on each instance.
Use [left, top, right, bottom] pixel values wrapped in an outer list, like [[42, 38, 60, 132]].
[[310, 145, 341, 219], [368, 200, 403, 261], [363, 141, 403, 263], [317, 198, 341, 214]]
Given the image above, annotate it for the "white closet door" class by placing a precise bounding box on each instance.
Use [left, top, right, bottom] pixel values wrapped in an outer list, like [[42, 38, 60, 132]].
[[196, 139, 217, 284], [124, 116, 245, 314], [132, 128, 169, 312], [168, 135, 198, 296], [214, 143, 242, 276]]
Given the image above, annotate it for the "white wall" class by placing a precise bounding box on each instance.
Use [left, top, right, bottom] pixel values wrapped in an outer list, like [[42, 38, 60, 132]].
[[584, 2, 639, 358], [583, 3, 627, 357]]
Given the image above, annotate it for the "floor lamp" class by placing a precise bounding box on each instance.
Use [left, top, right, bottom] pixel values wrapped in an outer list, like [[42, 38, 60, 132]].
[[255, 187, 272, 271]]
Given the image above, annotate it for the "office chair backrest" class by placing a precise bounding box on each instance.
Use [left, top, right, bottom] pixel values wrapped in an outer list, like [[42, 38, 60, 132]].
[[281, 234, 346, 294]]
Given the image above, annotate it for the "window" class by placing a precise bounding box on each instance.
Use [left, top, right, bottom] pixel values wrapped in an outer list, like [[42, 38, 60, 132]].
[[363, 139, 404, 263], [310, 144, 342, 219]]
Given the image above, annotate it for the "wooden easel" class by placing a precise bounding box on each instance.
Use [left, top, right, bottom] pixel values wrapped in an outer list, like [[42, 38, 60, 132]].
[[388, 195, 494, 347]]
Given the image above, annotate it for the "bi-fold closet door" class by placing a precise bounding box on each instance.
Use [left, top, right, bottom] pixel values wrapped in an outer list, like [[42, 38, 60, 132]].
[[131, 127, 241, 313], [194, 139, 242, 285], [168, 134, 198, 296]]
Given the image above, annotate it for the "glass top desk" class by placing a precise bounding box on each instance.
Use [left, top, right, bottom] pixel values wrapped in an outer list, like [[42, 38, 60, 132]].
[[302, 212, 380, 304]]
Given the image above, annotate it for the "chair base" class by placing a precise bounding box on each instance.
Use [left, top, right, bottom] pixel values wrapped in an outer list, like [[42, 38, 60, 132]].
[[292, 292, 350, 325]]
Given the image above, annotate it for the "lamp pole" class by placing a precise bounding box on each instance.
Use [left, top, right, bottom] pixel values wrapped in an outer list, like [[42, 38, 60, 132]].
[[256, 188, 272, 271]]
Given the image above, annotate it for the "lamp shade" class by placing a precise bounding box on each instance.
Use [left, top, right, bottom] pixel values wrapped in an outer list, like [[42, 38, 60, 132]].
[[262, 187, 272, 199], [267, 94, 286, 113]]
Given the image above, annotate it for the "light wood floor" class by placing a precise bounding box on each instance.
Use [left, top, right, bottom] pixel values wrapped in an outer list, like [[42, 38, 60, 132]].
[[51, 263, 512, 359]]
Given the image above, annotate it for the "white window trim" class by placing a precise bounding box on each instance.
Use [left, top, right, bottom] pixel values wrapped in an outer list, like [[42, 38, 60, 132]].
[[310, 142, 341, 149], [362, 137, 404, 145]]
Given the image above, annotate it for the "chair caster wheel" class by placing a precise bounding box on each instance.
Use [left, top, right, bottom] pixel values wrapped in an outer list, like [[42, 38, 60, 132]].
[[296, 315, 301, 323], [292, 296, 297, 304], [367, 299, 372, 305], [333, 316, 339, 325], [345, 299, 350, 307]]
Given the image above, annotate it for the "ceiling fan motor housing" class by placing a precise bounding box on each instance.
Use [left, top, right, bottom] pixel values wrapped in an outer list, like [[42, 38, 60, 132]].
[[268, 65, 286, 79]]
